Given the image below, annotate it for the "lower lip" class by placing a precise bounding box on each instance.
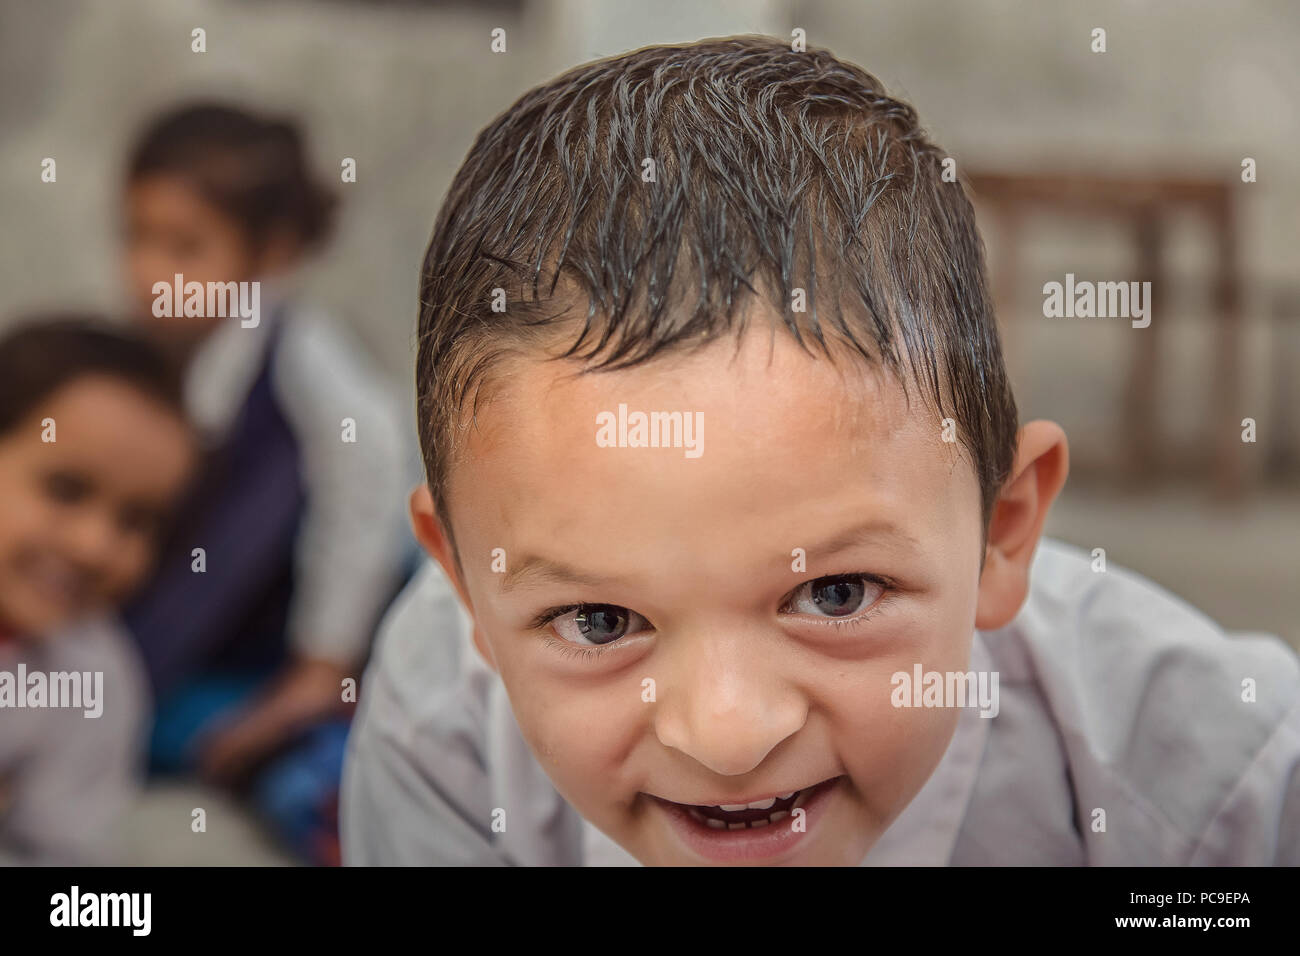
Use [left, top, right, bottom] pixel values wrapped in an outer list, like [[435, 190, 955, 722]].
[[653, 777, 842, 864]]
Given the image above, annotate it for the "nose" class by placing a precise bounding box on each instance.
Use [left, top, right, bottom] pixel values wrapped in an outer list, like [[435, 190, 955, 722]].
[[62, 507, 123, 575], [653, 623, 808, 776]]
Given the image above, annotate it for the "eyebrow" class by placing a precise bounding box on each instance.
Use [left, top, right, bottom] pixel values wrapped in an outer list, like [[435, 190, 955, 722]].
[[497, 518, 919, 595], [499, 555, 630, 594], [804, 518, 922, 561]]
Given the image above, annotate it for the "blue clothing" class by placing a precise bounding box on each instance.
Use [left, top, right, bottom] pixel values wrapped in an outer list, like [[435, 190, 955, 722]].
[[149, 673, 348, 865]]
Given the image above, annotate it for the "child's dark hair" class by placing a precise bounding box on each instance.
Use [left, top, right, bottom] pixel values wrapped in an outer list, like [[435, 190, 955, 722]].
[[0, 315, 187, 436], [127, 102, 337, 251], [416, 35, 1019, 542]]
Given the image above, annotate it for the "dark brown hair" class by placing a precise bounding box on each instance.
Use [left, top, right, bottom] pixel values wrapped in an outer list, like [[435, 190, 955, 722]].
[[417, 35, 1018, 543], [0, 315, 186, 436], [127, 102, 337, 251]]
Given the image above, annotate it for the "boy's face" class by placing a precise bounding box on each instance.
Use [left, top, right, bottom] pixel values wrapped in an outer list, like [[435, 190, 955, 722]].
[[0, 377, 193, 639], [430, 312, 987, 865]]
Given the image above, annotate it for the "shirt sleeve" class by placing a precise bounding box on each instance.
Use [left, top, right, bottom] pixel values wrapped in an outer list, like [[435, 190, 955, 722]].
[[272, 313, 418, 666], [1001, 540, 1300, 865], [340, 563, 511, 865], [1192, 693, 1300, 865]]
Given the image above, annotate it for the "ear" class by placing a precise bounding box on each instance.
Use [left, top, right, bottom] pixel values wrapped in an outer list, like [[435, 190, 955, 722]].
[[974, 420, 1070, 631], [409, 484, 498, 672]]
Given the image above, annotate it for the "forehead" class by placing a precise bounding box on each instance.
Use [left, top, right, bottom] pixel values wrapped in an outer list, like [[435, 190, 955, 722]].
[[445, 314, 979, 579]]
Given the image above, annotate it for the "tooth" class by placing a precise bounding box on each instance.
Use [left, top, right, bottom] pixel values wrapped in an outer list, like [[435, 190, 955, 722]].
[[750, 818, 770, 829], [719, 804, 748, 812], [687, 807, 706, 823], [728, 822, 745, 831], [705, 818, 726, 830], [769, 810, 789, 823], [776, 792, 795, 800], [747, 797, 776, 811]]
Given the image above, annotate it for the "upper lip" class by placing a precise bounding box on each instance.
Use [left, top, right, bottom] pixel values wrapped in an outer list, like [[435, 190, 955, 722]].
[[652, 775, 840, 808]]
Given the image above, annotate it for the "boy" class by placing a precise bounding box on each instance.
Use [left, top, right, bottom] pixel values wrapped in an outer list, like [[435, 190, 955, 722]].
[[0, 318, 194, 863], [342, 36, 1300, 865]]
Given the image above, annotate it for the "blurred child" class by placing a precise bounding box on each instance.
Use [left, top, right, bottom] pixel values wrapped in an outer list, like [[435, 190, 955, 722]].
[[120, 102, 413, 865], [0, 318, 194, 864]]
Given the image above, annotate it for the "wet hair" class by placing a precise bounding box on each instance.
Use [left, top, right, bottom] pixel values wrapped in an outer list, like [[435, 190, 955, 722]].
[[416, 35, 1019, 543], [0, 315, 187, 437], [127, 102, 337, 251]]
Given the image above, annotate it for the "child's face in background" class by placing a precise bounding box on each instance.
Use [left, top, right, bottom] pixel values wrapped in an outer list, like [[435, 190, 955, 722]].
[[0, 377, 193, 639], [123, 174, 256, 332], [423, 306, 990, 865]]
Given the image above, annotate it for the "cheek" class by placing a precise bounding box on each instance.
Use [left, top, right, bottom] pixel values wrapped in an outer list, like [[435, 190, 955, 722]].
[[498, 653, 648, 804], [192, 230, 257, 284], [99, 538, 153, 597], [0, 486, 54, 551], [821, 599, 976, 820], [192, 244, 242, 283], [834, 667, 962, 824]]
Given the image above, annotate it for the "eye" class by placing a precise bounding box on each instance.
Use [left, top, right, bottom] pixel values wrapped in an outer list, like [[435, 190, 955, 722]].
[[783, 574, 885, 619], [42, 471, 91, 505], [547, 604, 651, 646]]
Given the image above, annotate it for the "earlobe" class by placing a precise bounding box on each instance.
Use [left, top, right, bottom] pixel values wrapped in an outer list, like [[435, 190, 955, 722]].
[[974, 420, 1070, 631], [974, 549, 1029, 631]]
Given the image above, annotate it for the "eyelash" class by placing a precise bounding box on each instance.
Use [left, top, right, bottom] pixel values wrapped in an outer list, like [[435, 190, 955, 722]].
[[528, 573, 898, 658], [528, 606, 624, 661], [541, 634, 616, 662]]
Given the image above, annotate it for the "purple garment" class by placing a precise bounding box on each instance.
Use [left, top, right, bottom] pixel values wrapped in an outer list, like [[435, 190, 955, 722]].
[[125, 314, 307, 697]]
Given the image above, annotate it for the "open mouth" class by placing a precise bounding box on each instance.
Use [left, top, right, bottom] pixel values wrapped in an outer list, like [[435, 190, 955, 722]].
[[651, 775, 844, 862], [682, 786, 815, 830]]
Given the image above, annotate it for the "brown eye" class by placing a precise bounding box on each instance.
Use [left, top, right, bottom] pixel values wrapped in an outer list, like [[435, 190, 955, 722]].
[[43, 471, 91, 505]]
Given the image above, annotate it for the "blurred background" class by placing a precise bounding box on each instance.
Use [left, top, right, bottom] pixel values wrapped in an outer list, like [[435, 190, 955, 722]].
[[0, 0, 1296, 864]]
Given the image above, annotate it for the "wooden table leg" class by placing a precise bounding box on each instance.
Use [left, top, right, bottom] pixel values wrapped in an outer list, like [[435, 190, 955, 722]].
[[1125, 207, 1163, 482], [1212, 195, 1244, 498]]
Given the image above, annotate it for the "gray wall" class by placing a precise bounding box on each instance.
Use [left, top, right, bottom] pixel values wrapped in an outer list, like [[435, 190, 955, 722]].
[[1, 0, 1297, 642]]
